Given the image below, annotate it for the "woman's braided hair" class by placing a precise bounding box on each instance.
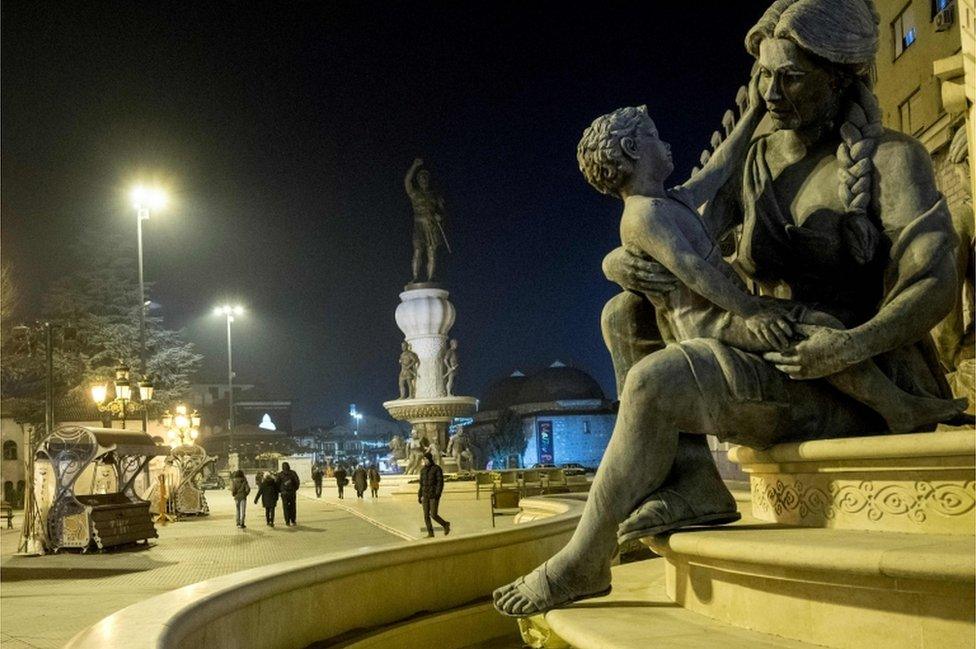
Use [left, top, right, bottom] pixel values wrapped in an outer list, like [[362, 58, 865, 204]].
[[836, 80, 884, 263], [747, 0, 883, 264]]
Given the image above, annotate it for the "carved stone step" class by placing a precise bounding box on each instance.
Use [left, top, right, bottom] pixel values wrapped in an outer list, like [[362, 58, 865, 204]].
[[729, 429, 975, 535], [538, 559, 818, 649], [645, 519, 974, 649]]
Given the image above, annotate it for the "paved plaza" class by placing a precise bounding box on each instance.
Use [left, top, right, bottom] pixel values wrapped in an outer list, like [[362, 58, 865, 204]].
[[0, 483, 502, 649]]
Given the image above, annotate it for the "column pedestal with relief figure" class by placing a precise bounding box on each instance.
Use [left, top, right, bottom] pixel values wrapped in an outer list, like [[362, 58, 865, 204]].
[[383, 286, 477, 473]]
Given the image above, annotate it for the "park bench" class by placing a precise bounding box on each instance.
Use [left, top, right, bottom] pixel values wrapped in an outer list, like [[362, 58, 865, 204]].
[[0, 501, 12, 528]]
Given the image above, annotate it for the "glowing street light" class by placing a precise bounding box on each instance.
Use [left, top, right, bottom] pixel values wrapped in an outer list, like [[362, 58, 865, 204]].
[[129, 182, 167, 432], [91, 363, 154, 429], [214, 305, 244, 456], [162, 403, 201, 447], [349, 404, 363, 436]]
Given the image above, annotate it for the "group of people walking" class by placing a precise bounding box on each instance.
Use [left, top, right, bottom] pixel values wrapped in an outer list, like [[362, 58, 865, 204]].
[[230, 458, 450, 540], [230, 462, 301, 528], [316, 463, 381, 499]]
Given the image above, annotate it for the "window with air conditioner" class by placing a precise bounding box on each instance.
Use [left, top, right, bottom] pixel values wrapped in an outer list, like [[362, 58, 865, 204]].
[[932, 0, 953, 17]]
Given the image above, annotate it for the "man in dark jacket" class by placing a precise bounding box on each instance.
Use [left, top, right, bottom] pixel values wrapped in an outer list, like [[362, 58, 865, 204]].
[[352, 465, 368, 499], [334, 465, 348, 499], [277, 462, 300, 526], [312, 465, 324, 498], [418, 452, 451, 538]]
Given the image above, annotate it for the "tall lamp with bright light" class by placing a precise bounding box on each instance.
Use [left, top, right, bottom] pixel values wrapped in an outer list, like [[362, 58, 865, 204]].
[[214, 305, 244, 456], [129, 183, 167, 432]]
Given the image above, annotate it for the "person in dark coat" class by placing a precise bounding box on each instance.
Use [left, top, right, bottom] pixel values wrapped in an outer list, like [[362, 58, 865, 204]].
[[368, 464, 381, 498], [277, 462, 300, 526], [312, 465, 324, 498], [418, 452, 450, 538], [334, 465, 348, 499], [352, 465, 368, 499], [230, 470, 250, 529], [254, 473, 280, 526]]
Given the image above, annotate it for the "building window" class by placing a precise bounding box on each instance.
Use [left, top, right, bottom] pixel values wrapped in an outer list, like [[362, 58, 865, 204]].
[[898, 88, 924, 135], [2, 440, 17, 460], [932, 0, 953, 17], [893, 4, 918, 59]]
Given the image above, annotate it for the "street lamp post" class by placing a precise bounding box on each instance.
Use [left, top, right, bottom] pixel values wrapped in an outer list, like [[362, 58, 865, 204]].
[[130, 184, 167, 433], [349, 405, 363, 436], [91, 364, 155, 430], [162, 404, 202, 447], [214, 305, 244, 459]]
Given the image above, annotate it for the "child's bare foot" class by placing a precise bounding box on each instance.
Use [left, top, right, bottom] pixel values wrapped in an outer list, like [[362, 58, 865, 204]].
[[886, 396, 968, 433]]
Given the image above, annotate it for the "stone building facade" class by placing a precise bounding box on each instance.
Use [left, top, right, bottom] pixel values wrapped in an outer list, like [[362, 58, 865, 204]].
[[875, 0, 975, 406]]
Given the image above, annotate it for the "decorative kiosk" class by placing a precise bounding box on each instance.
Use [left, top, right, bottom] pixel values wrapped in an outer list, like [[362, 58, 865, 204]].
[[147, 444, 216, 518], [33, 425, 169, 552]]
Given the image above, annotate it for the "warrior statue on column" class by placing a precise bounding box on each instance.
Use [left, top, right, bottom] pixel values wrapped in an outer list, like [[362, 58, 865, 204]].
[[405, 158, 450, 282]]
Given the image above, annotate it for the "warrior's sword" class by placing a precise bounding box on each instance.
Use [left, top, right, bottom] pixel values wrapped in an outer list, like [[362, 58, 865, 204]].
[[435, 218, 453, 253]]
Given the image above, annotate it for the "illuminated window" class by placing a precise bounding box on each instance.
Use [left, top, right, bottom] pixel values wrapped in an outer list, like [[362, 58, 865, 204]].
[[893, 5, 918, 59], [932, 0, 953, 16]]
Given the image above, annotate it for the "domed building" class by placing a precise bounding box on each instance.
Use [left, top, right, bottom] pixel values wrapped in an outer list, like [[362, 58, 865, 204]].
[[466, 361, 616, 470]]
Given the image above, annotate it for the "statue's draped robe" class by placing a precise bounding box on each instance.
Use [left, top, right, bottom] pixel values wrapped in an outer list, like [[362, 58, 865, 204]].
[[671, 135, 957, 449]]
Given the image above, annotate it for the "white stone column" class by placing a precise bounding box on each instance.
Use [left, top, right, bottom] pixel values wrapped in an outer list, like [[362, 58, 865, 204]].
[[394, 287, 455, 399]]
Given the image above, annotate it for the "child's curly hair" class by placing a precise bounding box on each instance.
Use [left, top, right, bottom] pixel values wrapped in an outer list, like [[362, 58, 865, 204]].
[[577, 105, 649, 196]]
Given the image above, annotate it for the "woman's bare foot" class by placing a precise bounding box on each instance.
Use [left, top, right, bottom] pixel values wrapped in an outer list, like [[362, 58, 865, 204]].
[[493, 554, 612, 617], [885, 396, 968, 433]]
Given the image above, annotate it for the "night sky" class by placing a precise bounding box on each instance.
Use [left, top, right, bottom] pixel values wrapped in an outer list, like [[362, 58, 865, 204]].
[[2, 2, 767, 427]]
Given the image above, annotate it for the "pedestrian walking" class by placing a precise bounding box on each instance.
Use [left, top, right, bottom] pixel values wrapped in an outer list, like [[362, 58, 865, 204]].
[[231, 470, 250, 529], [312, 465, 324, 498], [418, 452, 450, 538], [352, 465, 368, 499], [334, 465, 348, 499], [368, 464, 381, 498], [254, 473, 280, 526], [277, 462, 300, 526], [255, 470, 265, 489]]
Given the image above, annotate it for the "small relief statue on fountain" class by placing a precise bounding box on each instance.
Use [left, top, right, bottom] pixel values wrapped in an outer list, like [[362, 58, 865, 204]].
[[405, 429, 428, 474], [442, 339, 460, 396], [398, 341, 420, 399]]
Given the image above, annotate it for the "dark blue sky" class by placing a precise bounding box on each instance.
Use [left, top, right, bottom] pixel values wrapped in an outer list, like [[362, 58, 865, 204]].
[[2, 1, 766, 427]]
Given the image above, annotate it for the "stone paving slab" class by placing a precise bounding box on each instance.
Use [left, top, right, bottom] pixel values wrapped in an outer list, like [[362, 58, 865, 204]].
[[301, 481, 515, 540], [0, 486, 406, 648]]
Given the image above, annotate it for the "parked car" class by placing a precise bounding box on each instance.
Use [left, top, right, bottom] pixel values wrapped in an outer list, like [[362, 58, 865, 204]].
[[559, 463, 589, 476], [531, 463, 557, 469]]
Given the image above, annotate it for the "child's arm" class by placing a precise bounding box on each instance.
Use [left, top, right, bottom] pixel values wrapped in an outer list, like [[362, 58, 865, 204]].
[[679, 73, 764, 209], [625, 201, 794, 349]]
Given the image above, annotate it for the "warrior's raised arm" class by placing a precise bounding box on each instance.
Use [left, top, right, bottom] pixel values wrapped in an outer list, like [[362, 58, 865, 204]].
[[404, 158, 424, 197]]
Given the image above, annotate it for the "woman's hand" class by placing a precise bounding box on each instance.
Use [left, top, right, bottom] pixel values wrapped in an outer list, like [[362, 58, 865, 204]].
[[747, 67, 763, 113], [602, 246, 678, 297], [763, 324, 863, 379]]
